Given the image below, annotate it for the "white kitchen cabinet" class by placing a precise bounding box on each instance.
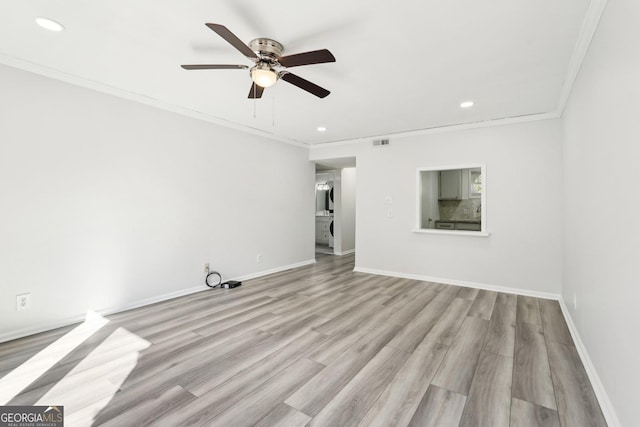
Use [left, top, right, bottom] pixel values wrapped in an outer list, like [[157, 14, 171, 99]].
[[439, 170, 462, 200], [316, 216, 332, 244]]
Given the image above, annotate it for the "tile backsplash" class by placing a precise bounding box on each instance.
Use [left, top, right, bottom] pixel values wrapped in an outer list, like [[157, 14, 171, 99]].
[[439, 199, 481, 221]]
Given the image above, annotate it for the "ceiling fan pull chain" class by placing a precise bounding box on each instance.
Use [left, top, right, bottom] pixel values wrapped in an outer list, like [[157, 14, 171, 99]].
[[253, 85, 257, 118]]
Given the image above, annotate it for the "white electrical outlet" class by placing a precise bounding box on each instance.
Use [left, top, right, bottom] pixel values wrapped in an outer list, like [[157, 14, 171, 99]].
[[256, 253, 263, 263], [573, 294, 577, 310], [204, 263, 210, 273], [16, 293, 31, 311]]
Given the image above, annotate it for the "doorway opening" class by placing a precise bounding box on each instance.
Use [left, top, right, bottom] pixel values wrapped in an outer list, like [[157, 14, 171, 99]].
[[315, 169, 335, 254], [314, 158, 356, 257]]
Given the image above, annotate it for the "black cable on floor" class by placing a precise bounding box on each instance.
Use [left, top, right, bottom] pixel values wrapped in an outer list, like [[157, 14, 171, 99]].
[[205, 271, 222, 288]]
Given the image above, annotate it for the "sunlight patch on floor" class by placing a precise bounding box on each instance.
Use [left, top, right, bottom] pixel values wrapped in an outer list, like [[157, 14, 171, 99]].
[[0, 310, 109, 405], [35, 326, 150, 426]]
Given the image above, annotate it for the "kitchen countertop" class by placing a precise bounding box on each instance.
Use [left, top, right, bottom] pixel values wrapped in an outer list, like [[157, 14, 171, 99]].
[[435, 219, 481, 224]]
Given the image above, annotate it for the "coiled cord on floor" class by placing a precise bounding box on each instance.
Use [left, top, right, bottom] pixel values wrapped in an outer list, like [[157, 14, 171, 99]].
[[205, 271, 222, 288]]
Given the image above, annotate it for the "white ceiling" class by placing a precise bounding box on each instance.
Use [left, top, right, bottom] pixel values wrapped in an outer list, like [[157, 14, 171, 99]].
[[0, 1, 601, 145]]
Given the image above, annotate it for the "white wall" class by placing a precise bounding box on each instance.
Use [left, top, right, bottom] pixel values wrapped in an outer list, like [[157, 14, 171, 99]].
[[0, 64, 314, 341], [562, 1, 639, 425], [339, 168, 356, 253], [311, 120, 563, 294]]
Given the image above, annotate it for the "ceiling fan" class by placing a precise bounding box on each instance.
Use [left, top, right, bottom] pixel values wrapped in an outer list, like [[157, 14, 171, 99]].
[[181, 23, 336, 99]]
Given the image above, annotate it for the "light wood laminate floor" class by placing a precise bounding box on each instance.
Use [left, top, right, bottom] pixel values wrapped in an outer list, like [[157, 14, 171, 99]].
[[1, 254, 607, 426]]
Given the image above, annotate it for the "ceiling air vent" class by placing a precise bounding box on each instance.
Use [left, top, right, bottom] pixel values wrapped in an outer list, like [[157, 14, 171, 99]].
[[373, 138, 390, 147]]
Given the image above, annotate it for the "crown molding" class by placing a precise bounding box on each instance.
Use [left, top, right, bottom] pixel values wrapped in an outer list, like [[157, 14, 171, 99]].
[[308, 111, 560, 150], [0, 54, 308, 149], [556, 0, 609, 114]]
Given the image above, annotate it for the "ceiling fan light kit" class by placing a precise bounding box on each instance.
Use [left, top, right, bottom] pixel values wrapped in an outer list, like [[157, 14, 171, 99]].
[[250, 63, 278, 88], [181, 23, 336, 99]]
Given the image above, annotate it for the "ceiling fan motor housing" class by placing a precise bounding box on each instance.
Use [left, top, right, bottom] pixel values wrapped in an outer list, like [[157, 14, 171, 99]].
[[249, 38, 284, 60]]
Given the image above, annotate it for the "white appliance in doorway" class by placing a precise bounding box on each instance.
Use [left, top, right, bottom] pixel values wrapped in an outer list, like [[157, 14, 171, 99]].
[[328, 181, 334, 248], [328, 182, 334, 247], [328, 182, 334, 211], [329, 218, 334, 248]]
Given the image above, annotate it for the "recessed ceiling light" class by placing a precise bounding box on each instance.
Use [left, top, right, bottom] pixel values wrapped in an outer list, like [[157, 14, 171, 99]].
[[460, 101, 474, 108], [35, 17, 65, 32], [317, 126, 327, 132]]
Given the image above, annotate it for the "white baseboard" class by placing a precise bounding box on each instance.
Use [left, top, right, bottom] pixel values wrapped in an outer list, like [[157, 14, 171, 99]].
[[0, 284, 209, 344], [353, 265, 620, 427], [1, 313, 98, 345], [558, 299, 621, 427], [353, 266, 560, 300], [232, 259, 316, 282], [0, 258, 316, 344], [334, 249, 355, 256]]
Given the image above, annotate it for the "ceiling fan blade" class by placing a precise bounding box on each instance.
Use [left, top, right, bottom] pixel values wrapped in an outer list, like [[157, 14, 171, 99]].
[[248, 83, 264, 99], [278, 49, 335, 68], [280, 73, 330, 98], [181, 64, 248, 70], [205, 23, 258, 60]]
